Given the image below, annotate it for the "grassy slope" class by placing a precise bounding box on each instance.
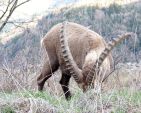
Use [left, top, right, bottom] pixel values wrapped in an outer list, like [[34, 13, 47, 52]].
[[0, 88, 141, 113]]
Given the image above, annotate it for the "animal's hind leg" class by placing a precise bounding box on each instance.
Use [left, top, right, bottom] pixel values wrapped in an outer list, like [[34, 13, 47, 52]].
[[60, 73, 71, 100], [37, 59, 59, 91]]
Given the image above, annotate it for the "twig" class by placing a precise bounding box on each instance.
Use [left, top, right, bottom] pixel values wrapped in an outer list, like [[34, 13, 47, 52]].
[[102, 55, 122, 82], [0, 0, 31, 32], [15, 0, 30, 8], [0, 0, 11, 20]]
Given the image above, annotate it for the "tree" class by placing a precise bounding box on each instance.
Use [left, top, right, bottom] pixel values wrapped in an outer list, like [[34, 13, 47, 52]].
[[0, 0, 30, 32]]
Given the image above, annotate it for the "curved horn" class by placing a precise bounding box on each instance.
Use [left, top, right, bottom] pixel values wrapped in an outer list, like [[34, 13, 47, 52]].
[[87, 33, 132, 85], [59, 21, 83, 83]]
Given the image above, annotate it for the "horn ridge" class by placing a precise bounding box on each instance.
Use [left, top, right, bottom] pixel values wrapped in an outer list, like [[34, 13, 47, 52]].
[[59, 21, 83, 83], [87, 33, 132, 84]]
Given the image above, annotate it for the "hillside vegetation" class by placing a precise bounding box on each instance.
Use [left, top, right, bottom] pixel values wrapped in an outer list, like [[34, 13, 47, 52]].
[[0, 1, 141, 67], [0, 1, 141, 113]]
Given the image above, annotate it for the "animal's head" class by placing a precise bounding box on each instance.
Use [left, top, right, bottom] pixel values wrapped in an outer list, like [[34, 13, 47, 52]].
[[60, 21, 132, 92]]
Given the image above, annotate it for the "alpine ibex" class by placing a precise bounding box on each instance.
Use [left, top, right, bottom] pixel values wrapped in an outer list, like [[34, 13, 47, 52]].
[[37, 22, 131, 100]]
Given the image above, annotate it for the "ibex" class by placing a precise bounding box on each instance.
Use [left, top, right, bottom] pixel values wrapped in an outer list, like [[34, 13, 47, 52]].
[[37, 22, 131, 100]]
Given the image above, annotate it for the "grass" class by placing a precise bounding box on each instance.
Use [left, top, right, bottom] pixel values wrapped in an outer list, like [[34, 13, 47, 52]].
[[0, 88, 141, 113], [19, 90, 83, 113], [0, 106, 15, 113]]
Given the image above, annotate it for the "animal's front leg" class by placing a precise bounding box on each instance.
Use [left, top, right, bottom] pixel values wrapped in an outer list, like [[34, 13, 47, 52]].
[[59, 73, 71, 100]]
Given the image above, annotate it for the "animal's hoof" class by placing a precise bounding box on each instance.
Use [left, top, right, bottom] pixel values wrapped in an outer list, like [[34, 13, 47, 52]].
[[66, 96, 71, 101], [65, 93, 72, 101], [37, 86, 43, 91]]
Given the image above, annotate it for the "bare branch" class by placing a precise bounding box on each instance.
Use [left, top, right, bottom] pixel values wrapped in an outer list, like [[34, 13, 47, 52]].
[[0, 0, 31, 32], [15, 0, 30, 9], [0, 0, 18, 31], [0, 10, 5, 13], [9, 0, 18, 13], [8, 21, 26, 29], [0, 0, 11, 20]]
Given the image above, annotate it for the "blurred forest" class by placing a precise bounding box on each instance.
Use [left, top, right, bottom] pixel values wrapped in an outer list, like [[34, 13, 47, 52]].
[[0, 1, 141, 69]]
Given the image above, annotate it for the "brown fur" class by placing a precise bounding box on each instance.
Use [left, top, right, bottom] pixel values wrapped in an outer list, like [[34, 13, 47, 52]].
[[37, 22, 113, 100]]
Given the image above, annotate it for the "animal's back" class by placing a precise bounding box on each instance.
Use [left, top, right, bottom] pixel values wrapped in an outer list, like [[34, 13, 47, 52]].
[[42, 22, 109, 70]]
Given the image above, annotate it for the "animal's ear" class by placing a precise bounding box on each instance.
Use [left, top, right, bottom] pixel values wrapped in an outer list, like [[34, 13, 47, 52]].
[[59, 21, 83, 83], [86, 33, 132, 85]]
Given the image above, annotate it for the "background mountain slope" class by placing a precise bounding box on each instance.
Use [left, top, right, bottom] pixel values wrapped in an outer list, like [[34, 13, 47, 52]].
[[0, 1, 141, 67]]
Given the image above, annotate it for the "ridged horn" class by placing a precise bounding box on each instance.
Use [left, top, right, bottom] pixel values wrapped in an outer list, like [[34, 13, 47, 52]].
[[87, 33, 132, 85], [59, 21, 83, 83]]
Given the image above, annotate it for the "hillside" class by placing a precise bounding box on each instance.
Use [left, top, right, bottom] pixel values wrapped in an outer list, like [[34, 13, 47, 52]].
[[0, 1, 141, 67], [0, 1, 141, 113]]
